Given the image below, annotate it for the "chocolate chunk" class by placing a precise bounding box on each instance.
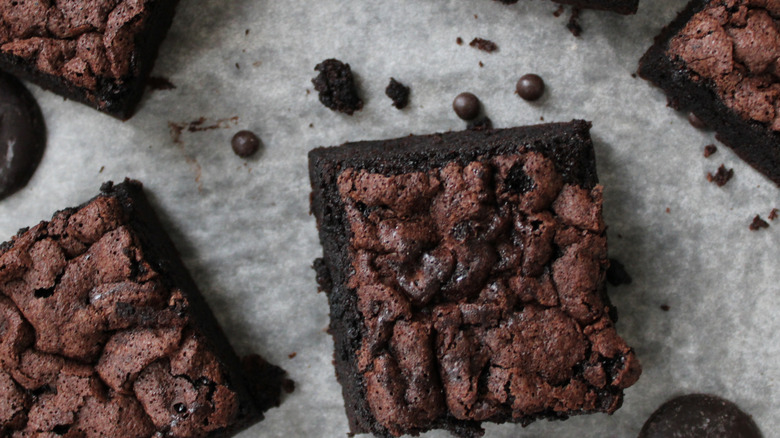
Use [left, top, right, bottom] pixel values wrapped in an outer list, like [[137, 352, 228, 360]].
[[0, 72, 46, 201], [689, 112, 708, 130], [469, 38, 498, 53], [385, 78, 410, 109], [640, 394, 762, 438], [231, 130, 262, 158], [749, 215, 770, 231], [516, 74, 546, 101], [769, 208, 778, 220], [312, 59, 364, 115], [703, 144, 718, 158], [707, 164, 734, 186], [452, 92, 481, 121]]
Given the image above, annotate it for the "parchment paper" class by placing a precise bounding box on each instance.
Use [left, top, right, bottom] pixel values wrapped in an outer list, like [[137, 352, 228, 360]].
[[1, 0, 778, 436]]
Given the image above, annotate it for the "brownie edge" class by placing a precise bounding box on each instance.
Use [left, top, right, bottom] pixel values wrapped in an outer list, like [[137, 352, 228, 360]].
[[0, 179, 285, 437], [309, 122, 641, 437], [638, 0, 780, 185]]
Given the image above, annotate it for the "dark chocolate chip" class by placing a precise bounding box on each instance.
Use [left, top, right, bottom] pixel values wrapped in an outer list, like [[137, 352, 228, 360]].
[[231, 130, 261, 158], [0, 72, 46, 201], [385, 78, 410, 109], [639, 394, 762, 438], [703, 144, 717, 158], [453, 93, 481, 121], [516, 74, 545, 101], [688, 112, 708, 130]]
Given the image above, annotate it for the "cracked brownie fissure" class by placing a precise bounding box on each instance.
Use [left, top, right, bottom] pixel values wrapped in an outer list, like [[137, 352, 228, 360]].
[[0, 180, 283, 437], [309, 121, 641, 437]]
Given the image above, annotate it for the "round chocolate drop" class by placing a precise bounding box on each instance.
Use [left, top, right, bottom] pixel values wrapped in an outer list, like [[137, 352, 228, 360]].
[[452, 92, 481, 121], [0, 72, 46, 200], [516, 74, 545, 101], [231, 130, 261, 158], [639, 394, 762, 438]]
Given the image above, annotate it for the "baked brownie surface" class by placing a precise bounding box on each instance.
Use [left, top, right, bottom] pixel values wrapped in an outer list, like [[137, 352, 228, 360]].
[[0, 0, 180, 119], [496, 0, 639, 14], [639, 0, 780, 185], [0, 180, 282, 437], [309, 122, 642, 437]]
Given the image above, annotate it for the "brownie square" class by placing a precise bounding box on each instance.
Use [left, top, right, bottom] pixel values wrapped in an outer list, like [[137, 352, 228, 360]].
[[0, 0, 180, 119], [0, 180, 284, 437], [309, 121, 642, 437], [497, 0, 639, 14], [639, 0, 780, 185]]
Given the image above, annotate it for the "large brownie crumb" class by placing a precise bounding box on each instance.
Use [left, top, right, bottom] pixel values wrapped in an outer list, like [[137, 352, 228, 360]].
[[469, 38, 498, 53], [310, 122, 641, 437], [0, 181, 284, 437], [749, 215, 770, 231], [312, 59, 364, 115], [385, 78, 410, 110], [707, 164, 734, 186], [703, 144, 717, 158]]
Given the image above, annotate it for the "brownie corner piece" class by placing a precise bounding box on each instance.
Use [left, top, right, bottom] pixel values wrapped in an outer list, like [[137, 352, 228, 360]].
[[0, 179, 284, 437], [638, 0, 780, 185], [309, 122, 642, 437], [0, 0, 181, 119]]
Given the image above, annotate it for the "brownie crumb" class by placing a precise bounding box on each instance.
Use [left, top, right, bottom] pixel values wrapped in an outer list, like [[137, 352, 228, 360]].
[[567, 8, 582, 37], [703, 144, 717, 158], [467, 117, 493, 131], [660, 305, 670, 312], [553, 5, 565, 16], [146, 76, 176, 91], [479, 61, 484, 68], [666, 207, 671, 214], [288, 352, 297, 359], [769, 208, 778, 221], [607, 259, 633, 286], [312, 59, 364, 115], [469, 38, 498, 53], [707, 165, 734, 187], [631, 73, 637, 78], [456, 37, 463, 45], [385, 78, 410, 109], [749, 215, 770, 231]]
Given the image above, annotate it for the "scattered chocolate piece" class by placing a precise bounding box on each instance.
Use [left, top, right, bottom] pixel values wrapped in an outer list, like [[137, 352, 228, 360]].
[[606, 259, 632, 286], [703, 144, 718, 158], [707, 165, 734, 187], [452, 92, 481, 121], [749, 215, 769, 231], [288, 352, 297, 359], [146, 76, 176, 91], [666, 208, 671, 214], [456, 37, 464, 45], [231, 130, 262, 158], [467, 117, 493, 131], [0, 72, 46, 201], [688, 112, 708, 130], [469, 38, 498, 53], [640, 394, 762, 438], [312, 59, 364, 115], [385, 78, 410, 109], [768, 208, 778, 221], [660, 305, 670, 312], [553, 5, 565, 16], [516, 74, 546, 101], [479, 61, 484, 68], [567, 8, 583, 37]]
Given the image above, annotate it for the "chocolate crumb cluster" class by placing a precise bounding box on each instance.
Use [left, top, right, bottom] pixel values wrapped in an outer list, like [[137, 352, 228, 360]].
[[667, 0, 780, 130], [0, 188, 265, 437], [312, 59, 364, 115], [336, 150, 641, 435]]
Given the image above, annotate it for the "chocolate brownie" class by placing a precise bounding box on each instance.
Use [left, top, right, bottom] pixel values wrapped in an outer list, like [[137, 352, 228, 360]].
[[309, 121, 641, 437], [0, 0, 180, 119], [639, 0, 780, 186], [496, 0, 639, 14], [0, 180, 284, 437]]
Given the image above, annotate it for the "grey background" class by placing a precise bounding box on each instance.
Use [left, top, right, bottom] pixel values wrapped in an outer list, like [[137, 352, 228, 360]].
[[1, 0, 778, 436]]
